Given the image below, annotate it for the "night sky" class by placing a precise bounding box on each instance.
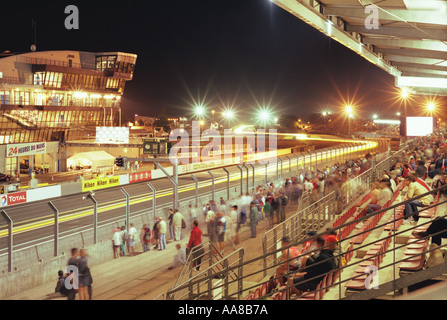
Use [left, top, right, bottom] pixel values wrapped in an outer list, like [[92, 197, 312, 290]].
[[1, 0, 433, 123]]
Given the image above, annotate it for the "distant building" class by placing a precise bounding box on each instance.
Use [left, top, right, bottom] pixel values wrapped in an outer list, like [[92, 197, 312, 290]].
[[0, 50, 137, 175]]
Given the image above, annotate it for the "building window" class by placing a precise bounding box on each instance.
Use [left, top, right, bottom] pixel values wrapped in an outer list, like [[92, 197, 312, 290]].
[[44, 72, 63, 88], [0, 90, 10, 105], [34, 72, 44, 85], [14, 91, 30, 105]]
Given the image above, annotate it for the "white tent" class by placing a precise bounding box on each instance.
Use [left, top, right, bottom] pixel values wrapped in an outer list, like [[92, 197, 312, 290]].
[[67, 151, 116, 172]]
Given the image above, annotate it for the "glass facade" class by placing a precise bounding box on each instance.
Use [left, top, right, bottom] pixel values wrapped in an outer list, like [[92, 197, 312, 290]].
[[0, 51, 136, 144]]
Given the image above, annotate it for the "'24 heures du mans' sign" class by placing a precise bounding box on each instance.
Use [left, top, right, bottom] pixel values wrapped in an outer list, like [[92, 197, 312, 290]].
[[6, 142, 46, 157]]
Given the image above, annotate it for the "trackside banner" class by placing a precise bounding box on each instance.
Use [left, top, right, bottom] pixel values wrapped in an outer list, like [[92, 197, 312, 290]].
[[6, 142, 47, 157], [82, 176, 120, 192]]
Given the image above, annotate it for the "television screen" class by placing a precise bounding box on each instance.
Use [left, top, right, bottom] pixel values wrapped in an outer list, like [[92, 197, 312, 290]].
[[406, 117, 434, 137], [96, 127, 129, 143]]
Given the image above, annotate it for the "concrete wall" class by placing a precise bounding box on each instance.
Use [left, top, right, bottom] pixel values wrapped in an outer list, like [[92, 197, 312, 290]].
[[0, 175, 284, 299]]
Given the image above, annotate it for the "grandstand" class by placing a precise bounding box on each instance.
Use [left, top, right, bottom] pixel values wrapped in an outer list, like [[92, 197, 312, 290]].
[[165, 127, 447, 300]]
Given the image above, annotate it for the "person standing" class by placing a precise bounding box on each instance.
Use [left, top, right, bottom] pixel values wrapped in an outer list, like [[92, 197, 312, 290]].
[[120, 226, 127, 256], [66, 248, 79, 300], [168, 209, 175, 240], [230, 205, 240, 244], [140, 224, 151, 252], [249, 202, 258, 238], [216, 212, 227, 255], [158, 217, 167, 251], [153, 219, 160, 250], [172, 209, 185, 241], [263, 199, 273, 230], [128, 223, 137, 255], [112, 229, 122, 259], [187, 220, 204, 271], [205, 208, 216, 242], [78, 249, 92, 300]]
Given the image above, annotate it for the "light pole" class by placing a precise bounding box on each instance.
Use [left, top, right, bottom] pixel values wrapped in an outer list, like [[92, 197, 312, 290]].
[[82, 191, 98, 244]]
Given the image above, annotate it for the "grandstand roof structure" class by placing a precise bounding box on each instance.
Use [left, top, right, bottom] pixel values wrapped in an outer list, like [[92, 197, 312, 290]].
[[272, 0, 447, 96]]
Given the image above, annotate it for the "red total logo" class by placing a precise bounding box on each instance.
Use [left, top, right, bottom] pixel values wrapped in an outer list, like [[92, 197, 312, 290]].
[[7, 191, 27, 205]]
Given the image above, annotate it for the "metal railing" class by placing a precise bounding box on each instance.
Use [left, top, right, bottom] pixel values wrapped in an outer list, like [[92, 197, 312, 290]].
[[0, 139, 384, 274], [166, 242, 245, 300], [164, 183, 447, 300]]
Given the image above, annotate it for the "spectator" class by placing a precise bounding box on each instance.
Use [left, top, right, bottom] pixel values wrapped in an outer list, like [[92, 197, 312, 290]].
[[288, 237, 336, 296], [413, 216, 447, 247], [168, 209, 175, 240], [415, 160, 428, 179], [158, 217, 167, 251], [249, 201, 258, 238], [168, 244, 187, 270], [120, 226, 127, 256], [230, 205, 240, 244], [142, 224, 152, 252], [216, 212, 227, 255], [403, 174, 434, 224], [172, 209, 185, 241], [128, 223, 137, 255], [205, 208, 217, 243], [153, 219, 161, 250], [78, 249, 92, 300], [263, 198, 273, 230], [367, 179, 393, 214], [44, 270, 76, 300], [66, 248, 79, 300], [275, 236, 301, 286], [112, 229, 122, 259], [432, 173, 447, 197], [187, 220, 204, 271], [279, 191, 288, 222]]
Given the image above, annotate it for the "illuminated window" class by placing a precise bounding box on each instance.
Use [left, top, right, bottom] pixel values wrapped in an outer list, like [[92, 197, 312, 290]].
[[0, 90, 10, 104], [34, 72, 44, 85], [14, 91, 30, 105]]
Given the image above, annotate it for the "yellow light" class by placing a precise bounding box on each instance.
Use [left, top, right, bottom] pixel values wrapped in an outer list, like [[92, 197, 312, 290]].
[[427, 102, 436, 112], [345, 105, 353, 114], [200, 120, 205, 126]]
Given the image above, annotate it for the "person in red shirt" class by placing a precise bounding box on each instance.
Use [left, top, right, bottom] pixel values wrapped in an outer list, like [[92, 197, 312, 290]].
[[187, 220, 205, 271]]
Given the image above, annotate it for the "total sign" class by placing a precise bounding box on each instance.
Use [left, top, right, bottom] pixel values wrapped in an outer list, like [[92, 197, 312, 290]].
[[0, 191, 27, 207]]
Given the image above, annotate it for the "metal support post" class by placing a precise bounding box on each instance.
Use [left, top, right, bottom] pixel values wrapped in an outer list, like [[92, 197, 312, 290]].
[[147, 183, 157, 221], [191, 175, 199, 207], [49, 201, 59, 257], [237, 165, 243, 195], [242, 163, 249, 194], [121, 188, 130, 231], [1, 210, 13, 272], [222, 168, 230, 201], [208, 171, 215, 202], [248, 163, 255, 191]]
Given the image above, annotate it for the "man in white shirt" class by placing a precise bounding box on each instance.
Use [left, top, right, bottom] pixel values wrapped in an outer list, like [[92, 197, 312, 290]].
[[158, 217, 167, 250], [403, 174, 434, 223], [172, 209, 185, 241], [112, 229, 122, 259], [128, 223, 137, 255]]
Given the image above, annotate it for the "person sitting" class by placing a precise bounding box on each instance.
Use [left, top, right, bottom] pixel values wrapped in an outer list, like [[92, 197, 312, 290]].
[[275, 236, 301, 286], [168, 244, 187, 270], [403, 174, 434, 224], [412, 216, 447, 247], [44, 270, 76, 300], [367, 179, 393, 214], [288, 237, 336, 296]]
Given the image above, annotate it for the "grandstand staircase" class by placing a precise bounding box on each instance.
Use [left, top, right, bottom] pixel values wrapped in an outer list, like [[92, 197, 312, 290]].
[[343, 261, 447, 300]]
